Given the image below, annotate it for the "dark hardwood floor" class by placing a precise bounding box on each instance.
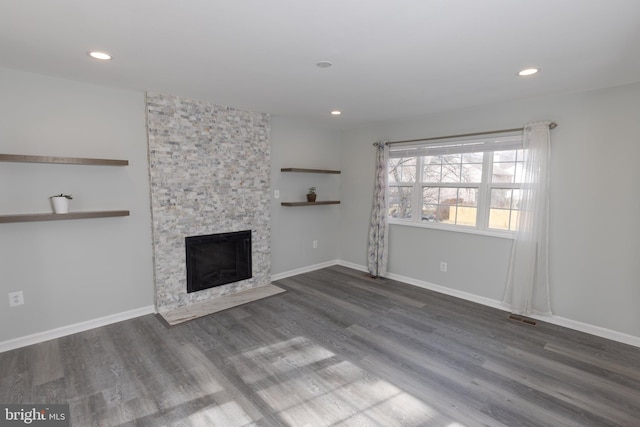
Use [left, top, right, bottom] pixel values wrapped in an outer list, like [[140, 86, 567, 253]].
[[2, 265, 639, 426]]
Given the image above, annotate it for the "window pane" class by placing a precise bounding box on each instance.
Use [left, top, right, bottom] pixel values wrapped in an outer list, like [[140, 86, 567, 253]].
[[492, 162, 515, 183], [511, 189, 522, 210], [453, 187, 477, 226], [439, 187, 458, 204], [456, 207, 477, 226], [489, 208, 511, 230], [388, 186, 412, 219], [489, 188, 521, 231], [422, 187, 440, 221], [422, 187, 438, 205], [489, 209, 520, 231], [422, 204, 438, 222], [510, 210, 520, 231], [424, 187, 455, 223], [423, 154, 483, 184], [423, 164, 442, 182], [462, 152, 483, 163], [458, 188, 478, 207], [442, 153, 461, 164], [492, 149, 521, 184], [461, 162, 482, 183], [388, 158, 416, 183], [491, 188, 513, 208], [422, 187, 478, 227], [513, 162, 525, 183], [440, 164, 460, 183], [493, 150, 517, 163], [423, 155, 440, 166]]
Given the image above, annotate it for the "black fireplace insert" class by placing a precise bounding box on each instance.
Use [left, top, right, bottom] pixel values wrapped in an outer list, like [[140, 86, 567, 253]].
[[185, 230, 252, 293]]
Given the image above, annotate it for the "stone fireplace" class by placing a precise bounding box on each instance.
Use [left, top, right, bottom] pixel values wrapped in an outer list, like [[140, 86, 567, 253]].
[[146, 92, 273, 319]]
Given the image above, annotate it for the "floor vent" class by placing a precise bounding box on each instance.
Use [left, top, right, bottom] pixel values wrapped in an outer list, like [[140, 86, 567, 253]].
[[508, 314, 537, 326]]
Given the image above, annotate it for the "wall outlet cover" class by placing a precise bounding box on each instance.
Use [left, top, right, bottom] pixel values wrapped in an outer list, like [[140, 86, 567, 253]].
[[9, 291, 24, 307]]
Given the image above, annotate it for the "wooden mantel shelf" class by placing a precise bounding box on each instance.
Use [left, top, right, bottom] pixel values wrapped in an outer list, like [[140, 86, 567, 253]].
[[0, 153, 128, 166], [281, 201, 340, 207], [281, 168, 340, 174], [0, 210, 130, 224]]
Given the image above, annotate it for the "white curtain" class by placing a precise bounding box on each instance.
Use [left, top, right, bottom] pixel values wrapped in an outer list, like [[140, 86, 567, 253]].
[[367, 142, 389, 277], [503, 121, 553, 315]]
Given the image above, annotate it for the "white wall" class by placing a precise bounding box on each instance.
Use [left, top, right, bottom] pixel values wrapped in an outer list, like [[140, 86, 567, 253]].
[[339, 82, 640, 342], [0, 68, 154, 344], [270, 116, 342, 275]]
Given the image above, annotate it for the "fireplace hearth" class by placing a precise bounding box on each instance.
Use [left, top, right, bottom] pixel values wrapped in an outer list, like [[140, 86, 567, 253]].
[[185, 230, 252, 293]]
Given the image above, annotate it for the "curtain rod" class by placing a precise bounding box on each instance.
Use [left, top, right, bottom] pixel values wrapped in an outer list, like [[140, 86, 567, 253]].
[[378, 122, 557, 146]]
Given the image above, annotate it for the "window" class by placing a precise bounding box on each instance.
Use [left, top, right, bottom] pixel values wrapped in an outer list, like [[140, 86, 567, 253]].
[[388, 132, 524, 234]]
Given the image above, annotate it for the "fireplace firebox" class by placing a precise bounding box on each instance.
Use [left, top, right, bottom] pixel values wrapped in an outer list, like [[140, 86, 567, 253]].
[[185, 230, 252, 293]]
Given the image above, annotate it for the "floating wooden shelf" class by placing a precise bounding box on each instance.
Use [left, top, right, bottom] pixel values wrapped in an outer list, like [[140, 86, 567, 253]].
[[1, 154, 130, 223], [0, 210, 130, 224], [281, 168, 340, 174], [0, 153, 128, 166], [281, 201, 341, 207]]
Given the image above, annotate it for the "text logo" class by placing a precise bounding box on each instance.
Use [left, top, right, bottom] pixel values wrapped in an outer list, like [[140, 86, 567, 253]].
[[1, 405, 70, 426]]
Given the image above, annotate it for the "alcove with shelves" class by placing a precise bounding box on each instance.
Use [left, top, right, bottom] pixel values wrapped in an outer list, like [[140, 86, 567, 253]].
[[280, 167, 341, 206], [0, 153, 130, 223]]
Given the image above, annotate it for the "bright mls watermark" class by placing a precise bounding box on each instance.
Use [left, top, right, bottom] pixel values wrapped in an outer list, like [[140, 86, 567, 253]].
[[1, 404, 70, 426]]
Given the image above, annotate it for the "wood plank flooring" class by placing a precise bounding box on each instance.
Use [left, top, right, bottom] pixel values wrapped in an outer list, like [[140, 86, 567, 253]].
[[1, 265, 639, 426]]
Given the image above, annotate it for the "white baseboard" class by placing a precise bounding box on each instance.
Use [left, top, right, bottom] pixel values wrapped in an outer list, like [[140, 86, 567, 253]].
[[335, 259, 369, 273], [0, 305, 156, 353], [384, 270, 507, 311], [530, 313, 640, 348], [334, 260, 640, 348], [271, 260, 340, 281]]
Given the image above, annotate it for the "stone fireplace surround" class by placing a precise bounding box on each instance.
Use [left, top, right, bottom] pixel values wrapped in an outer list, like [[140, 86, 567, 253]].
[[146, 92, 277, 321]]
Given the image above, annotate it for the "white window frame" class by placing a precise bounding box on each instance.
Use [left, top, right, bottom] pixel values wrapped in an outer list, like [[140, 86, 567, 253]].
[[387, 132, 524, 239]]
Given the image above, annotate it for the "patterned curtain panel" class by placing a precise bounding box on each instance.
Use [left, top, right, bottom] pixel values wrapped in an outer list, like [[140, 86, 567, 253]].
[[367, 142, 389, 277], [503, 121, 553, 315]]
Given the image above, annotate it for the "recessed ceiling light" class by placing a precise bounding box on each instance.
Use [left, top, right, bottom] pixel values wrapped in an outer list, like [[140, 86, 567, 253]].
[[518, 68, 539, 76], [330, 110, 342, 116], [316, 61, 333, 68], [89, 51, 112, 60]]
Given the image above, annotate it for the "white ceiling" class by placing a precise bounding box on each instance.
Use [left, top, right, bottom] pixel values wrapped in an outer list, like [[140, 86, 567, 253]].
[[2, 0, 640, 129]]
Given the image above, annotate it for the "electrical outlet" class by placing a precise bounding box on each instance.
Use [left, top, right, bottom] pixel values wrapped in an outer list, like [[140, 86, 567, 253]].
[[313, 240, 318, 249], [274, 189, 280, 199], [440, 262, 448, 272], [8, 291, 24, 307]]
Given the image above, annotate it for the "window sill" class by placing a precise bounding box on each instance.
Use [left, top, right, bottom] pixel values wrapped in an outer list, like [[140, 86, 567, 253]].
[[389, 219, 515, 240]]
